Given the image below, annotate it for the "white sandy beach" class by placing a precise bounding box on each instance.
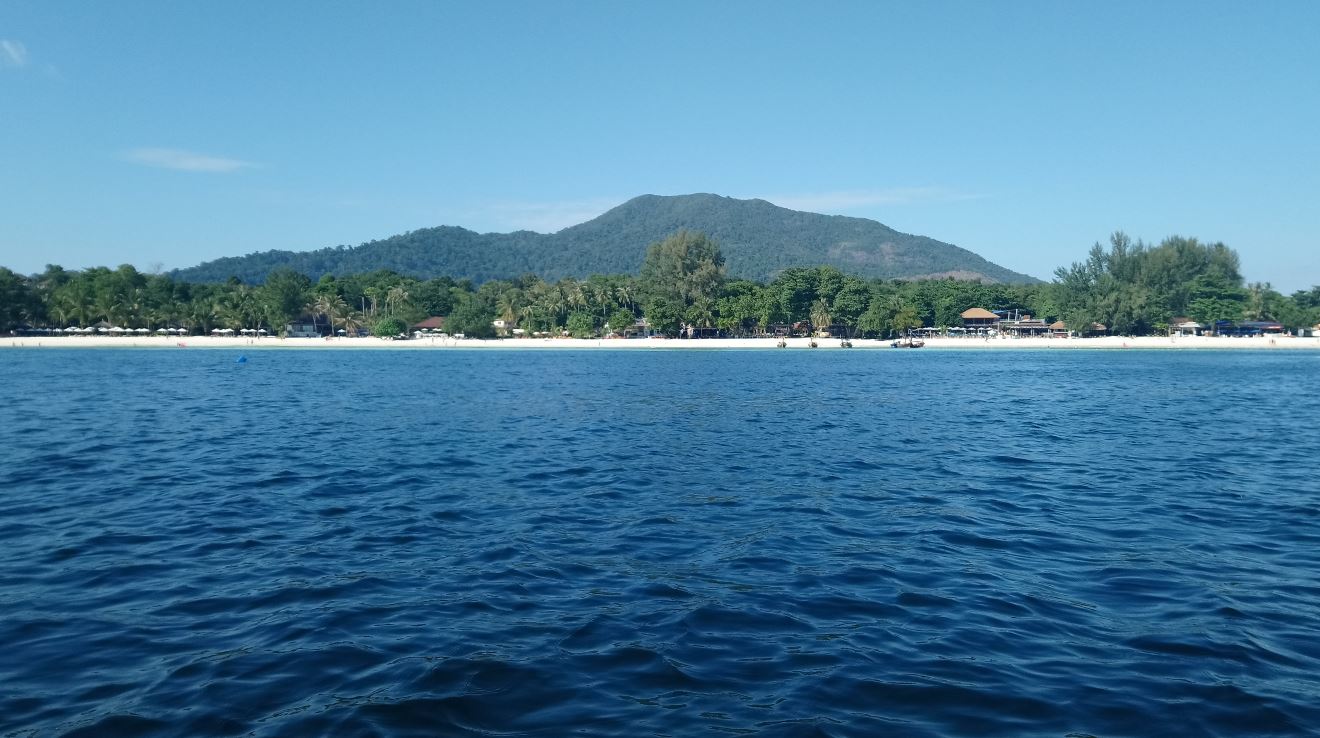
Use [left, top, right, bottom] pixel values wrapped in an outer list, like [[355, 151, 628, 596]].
[[5, 334, 1320, 350]]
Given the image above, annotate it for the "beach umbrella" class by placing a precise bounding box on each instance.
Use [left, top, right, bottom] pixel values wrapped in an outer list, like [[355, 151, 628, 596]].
[[257, 329, 267, 335], [155, 328, 168, 334], [211, 328, 222, 334], [134, 328, 149, 334], [109, 326, 124, 333]]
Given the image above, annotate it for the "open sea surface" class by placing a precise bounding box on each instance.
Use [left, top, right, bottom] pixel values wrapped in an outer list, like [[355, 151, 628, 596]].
[[2, 348, 1319, 737]]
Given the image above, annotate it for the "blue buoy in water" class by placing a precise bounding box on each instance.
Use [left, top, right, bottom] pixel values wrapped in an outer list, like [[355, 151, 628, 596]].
[[236, 356, 247, 364]]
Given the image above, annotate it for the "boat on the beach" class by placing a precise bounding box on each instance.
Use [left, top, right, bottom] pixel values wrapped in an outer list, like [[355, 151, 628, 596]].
[[890, 337, 925, 348]]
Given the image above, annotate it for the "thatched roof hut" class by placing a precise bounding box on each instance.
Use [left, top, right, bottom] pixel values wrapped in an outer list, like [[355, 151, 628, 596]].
[[413, 316, 447, 330]]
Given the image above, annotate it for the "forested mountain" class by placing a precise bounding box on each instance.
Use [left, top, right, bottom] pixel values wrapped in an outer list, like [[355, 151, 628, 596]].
[[5, 231, 1319, 337], [171, 194, 1039, 285]]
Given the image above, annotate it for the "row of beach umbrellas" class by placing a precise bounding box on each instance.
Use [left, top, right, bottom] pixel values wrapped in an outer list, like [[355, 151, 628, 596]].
[[51, 326, 159, 334], [47, 326, 268, 335]]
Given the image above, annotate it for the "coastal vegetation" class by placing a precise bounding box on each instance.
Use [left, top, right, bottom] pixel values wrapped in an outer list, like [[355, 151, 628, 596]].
[[2, 232, 1318, 338]]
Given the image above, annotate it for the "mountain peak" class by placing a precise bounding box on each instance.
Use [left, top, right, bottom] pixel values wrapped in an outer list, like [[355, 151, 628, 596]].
[[173, 193, 1039, 285]]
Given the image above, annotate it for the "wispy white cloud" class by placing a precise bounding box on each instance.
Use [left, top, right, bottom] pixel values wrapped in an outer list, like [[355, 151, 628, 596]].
[[1, 39, 29, 68], [122, 147, 258, 173], [761, 187, 987, 213], [465, 197, 622, 233]]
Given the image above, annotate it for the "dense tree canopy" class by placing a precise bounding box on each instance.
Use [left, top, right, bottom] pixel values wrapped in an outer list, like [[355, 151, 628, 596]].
[[1050, 233, 1262, 334], [2, 231, 1317, 339]]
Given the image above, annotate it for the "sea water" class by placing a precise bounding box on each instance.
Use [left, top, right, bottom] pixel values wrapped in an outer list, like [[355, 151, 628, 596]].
[[2, 348, 1318, 737]]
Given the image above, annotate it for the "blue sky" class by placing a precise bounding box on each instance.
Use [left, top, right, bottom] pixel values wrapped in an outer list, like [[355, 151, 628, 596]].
[[2, 1, 1317, 291]]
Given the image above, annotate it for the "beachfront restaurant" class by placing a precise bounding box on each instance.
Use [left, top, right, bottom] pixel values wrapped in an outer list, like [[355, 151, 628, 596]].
[[995, 315, 1053, 337], [960, 308, 998, 335], [1214, 320, 1284, 336]]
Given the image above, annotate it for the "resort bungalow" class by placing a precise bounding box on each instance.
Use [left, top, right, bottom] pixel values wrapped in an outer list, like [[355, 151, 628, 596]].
[[412, 316, 447, 334], [1171, 318, 1205, 336], [1049, 320, 1069, 337], [285, 317, 322, 338], [960, 308, 998, 335]]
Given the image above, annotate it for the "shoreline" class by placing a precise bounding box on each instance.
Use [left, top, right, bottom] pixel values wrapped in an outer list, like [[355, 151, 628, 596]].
[[4, 335, 1320, 350]]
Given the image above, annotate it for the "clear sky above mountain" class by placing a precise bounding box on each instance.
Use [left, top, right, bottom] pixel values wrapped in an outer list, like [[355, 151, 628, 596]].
[[2, 1, 1317, 291]]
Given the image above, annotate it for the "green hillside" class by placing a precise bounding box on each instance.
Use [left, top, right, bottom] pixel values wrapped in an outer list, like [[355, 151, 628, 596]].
[[172, 193, 1039, 284]]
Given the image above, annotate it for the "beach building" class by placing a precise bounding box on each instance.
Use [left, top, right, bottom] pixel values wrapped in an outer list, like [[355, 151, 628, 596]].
[[1215, 320, 1284, 336], [960, 308, 997, 335], [1171, 318, 1205, 336], [1049, 321, 1069, 337], [615, 317, 655, 338], [996, 315, 1052, 337], [285, 317, 322, 338], [412, 317, 447, 332]]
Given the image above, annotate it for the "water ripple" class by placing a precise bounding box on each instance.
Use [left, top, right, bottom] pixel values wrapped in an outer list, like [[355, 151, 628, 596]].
[[1, 349, 1319, 737]]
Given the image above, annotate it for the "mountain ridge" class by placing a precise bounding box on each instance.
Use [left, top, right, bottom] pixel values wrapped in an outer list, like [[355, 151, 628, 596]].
[[172, 193, 1040, 285]]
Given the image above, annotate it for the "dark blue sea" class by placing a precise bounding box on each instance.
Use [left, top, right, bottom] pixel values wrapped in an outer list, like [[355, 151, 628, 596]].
[[3, 348, 1320, 737]]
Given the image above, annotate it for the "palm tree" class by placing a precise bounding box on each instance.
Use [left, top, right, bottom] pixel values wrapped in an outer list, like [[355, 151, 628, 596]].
[[49, 302, 73, 329], [385, 285, 411, 316], [56, 282, 94, 328], [563, 280, 586, 314], [810, 298, 832, 335], [362, 286, 383, 318], [496, 291, 521, 332], [307, 294, 345, 337], [588, 282, 613, 320], [1246, 282, 1271, 320], [187, 299, 218, 334], [325, 295, 351, 336], [338, 308, 364, 338], [125, 287, 146, 328], [615, 282, 636, 313], [543, 288, 566, 328], [688, 300, 716, 329]]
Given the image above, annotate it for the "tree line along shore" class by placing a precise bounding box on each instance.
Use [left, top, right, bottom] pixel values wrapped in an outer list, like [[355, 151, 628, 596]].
[[2, 231, 1318, 341]]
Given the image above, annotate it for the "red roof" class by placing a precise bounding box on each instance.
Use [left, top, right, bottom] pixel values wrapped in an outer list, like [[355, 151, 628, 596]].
[[412, 316, 446, 329]]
